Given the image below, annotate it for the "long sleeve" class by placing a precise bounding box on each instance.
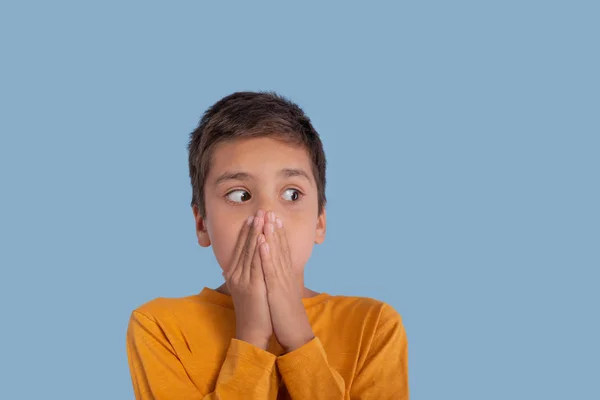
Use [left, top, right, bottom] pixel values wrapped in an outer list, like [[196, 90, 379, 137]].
[[348, 303, 409, 399], [126, 310, 279, 399], [276, 303, 409, 399], [276, 336, 345, 398]]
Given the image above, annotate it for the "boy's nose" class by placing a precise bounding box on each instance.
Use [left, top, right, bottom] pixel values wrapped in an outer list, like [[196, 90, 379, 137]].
[[253, 197, 278, 217], [254, 207, 277, 220], [252, 203, 280, 221]]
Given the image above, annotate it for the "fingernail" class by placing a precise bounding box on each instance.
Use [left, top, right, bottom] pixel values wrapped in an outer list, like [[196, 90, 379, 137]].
[[258, 234, 265, 244], [257, 209, 265, 218], [247, 216, 254, 225], [254, 216, 261, 227], [270, 223, 274, 232], [263, 242, 270, 254], [276, 218, 283, 228], [268, 211, 275, 222]]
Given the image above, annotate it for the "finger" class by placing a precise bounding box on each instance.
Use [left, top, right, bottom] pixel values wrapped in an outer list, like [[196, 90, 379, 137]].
[[242, 214, 264, 281], [275, 217, 293, 268], [251, 234, 266, 281], [259, 237, 277, 287], [267, 216, 285, 270], [226, 215, 254, 280], [264, 218, 280, 269], [264, 212, 282, 257]]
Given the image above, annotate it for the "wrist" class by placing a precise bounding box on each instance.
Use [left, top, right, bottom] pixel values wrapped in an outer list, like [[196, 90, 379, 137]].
[[236, 333, 270, 350], [284, 332, 315, 353]]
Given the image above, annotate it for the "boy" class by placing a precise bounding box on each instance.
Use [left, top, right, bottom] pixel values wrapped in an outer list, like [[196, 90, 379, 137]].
[[126, 91, 409, 399]]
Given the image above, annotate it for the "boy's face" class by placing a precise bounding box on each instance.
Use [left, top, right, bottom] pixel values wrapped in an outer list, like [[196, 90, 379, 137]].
[[193, 136, 326, 277]]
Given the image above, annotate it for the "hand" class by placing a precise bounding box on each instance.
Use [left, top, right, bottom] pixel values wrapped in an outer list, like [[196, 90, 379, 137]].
[[258, 211, 315, 353], [224, 209, 273, 350]]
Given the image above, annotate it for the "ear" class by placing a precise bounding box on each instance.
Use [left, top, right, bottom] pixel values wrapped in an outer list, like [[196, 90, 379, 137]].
[[192, 205, 211, 247], [315, 207, 327, 244]]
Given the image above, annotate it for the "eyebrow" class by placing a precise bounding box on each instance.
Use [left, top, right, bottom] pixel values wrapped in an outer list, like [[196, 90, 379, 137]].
[[214, 168, 312, 186]]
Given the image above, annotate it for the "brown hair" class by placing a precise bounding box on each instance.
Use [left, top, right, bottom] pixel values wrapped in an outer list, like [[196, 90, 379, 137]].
[[187, 91, 327, 220]]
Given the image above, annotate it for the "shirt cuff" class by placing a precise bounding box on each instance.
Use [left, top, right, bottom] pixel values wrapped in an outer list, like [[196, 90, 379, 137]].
[[276, 336, 325, 373], [228, 338, 277, 369]]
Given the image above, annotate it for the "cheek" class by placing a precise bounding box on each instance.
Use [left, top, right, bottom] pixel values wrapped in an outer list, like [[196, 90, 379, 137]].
[[208, 222, 239, 272], [285, 223, 316, 274]]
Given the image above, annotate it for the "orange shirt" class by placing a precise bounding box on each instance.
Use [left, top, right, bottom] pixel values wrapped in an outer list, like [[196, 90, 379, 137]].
[[126, 287, 409, 399]]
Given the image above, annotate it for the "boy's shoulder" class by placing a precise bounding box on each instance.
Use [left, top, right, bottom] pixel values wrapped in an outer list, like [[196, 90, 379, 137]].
[[327, 293, 404, 328], [129, 293, 210, 321]]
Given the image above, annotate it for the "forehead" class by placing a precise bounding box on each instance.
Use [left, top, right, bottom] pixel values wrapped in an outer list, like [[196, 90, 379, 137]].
[[209, 136, 313, 178]]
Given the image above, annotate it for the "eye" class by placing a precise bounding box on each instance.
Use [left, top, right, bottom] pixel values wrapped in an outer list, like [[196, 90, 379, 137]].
[[225, 189, 251, 203], [282, 188, 303, 202]]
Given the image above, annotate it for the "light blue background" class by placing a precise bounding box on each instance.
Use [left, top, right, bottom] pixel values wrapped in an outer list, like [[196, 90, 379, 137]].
[[1, 1, 598, 399]]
